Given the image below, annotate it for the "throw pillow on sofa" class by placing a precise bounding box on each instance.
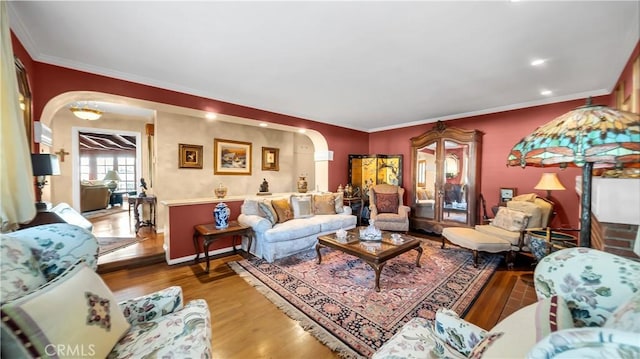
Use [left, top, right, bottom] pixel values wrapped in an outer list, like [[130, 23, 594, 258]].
[[313, 194, 337, 215], [258, 199, 278, 225], [434, 308, 487, 356], [290, 195, 314, 218], [1, 260, 130, 358], [241, 200, 265, 217], [271, 198, 294, 223]]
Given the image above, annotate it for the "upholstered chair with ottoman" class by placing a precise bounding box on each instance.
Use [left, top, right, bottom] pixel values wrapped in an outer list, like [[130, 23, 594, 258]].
[[442, 193, 554, 267], [1, 223, 212, 358], [373, 247, 640, 358], [368, 184, 410, 232]]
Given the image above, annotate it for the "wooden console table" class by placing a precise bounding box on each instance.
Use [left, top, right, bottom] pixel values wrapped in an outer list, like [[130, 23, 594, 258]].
[[193, 221, 253, 272], [128, 195, 156, 233]]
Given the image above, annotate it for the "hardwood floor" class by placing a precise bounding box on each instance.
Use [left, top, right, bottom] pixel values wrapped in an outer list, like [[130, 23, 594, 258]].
[[94, 212, 536, 358]]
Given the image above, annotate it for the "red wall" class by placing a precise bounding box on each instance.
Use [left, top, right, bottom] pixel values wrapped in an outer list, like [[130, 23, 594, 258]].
[[12, 31, 638, 232]]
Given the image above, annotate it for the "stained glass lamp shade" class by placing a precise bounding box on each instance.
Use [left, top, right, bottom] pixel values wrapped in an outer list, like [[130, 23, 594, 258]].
[[507, 102, 640, 247]]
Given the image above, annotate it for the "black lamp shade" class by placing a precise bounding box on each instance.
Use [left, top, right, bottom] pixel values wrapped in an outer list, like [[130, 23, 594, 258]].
[[31, 154, 61, 176]]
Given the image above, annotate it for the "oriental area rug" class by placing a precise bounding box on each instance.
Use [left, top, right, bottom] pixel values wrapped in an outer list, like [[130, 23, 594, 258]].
[[229, 238, 501, 358], [97, 237, 143, 257]]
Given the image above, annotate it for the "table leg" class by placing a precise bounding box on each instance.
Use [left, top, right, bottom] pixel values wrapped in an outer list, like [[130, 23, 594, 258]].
[[231, 235, 238, 254], [204, 238, 212, 273], [315, 243, 323, 264], [365, 262, 386, 292], [193, 232, 201, 264], [414, 246, 423, 267]]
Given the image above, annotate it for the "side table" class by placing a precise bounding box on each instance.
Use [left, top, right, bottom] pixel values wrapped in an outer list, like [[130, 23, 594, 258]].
[[193, 221, 254, 272], [128, 195, 157, 233], [343, 196, 364, 225]]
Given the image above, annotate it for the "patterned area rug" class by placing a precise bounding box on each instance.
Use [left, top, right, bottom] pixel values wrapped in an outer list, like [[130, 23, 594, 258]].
[[229, 238, 501, 358], [97, 237, 142, 256]]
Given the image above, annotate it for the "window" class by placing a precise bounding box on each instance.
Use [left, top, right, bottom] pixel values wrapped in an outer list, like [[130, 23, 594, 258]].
[[96, 157, 114, 181], [117, 156, 136, 191], [80, 157, 91, 181]]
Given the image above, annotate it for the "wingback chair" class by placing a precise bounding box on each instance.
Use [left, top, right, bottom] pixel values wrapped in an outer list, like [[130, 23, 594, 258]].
[[368, 184, 410, 232]]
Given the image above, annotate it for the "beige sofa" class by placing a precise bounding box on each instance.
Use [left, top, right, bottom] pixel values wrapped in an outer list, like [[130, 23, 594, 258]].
[[80, 183, 110, 212]]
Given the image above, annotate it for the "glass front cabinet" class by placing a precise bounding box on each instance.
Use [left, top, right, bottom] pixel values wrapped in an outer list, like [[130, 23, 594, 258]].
[[410, 121, 482, 234]]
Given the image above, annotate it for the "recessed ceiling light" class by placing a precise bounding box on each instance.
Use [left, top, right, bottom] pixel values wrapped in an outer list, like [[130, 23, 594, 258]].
[[540, 90, 552, 96], [531, 59, 546, 66], [298, 129, 306, 134], [205, 112, 217, 120], [259, 123, 268, 127]]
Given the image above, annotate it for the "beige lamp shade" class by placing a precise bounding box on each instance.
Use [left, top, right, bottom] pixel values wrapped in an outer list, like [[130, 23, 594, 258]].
[[103, 170, 121, 192], [534, 173, 565, 198]]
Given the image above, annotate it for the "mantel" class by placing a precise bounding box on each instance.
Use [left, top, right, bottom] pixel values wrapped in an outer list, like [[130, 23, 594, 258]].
[[161, 192, 326, 207]]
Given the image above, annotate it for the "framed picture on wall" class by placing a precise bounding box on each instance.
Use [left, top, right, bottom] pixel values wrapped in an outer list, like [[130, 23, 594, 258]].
[[178, 143, 203, 169], [261, 147, 279, 171], [499, 187, 517, 205], [214, 138, 252, 175]]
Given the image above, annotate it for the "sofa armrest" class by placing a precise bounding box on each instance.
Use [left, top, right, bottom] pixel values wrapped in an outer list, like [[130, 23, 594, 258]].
[[434, 308, 488, 356], [527, 328, 640, 358], [238, 213, 272, 233], [6, 223, 99, 281], [118, 286, 184, 326], [399, 205, 410, 216]]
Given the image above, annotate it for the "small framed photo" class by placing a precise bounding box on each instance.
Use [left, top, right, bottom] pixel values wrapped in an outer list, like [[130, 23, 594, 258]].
[[214, 138, 252, 175], [499, 187, 517, 204], [262, 147, 279, 171], [178, 144, 203, 169]]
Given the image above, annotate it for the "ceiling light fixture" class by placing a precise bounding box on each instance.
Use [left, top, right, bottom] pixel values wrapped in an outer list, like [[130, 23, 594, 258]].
[[205, 112, 217, 120], [259, 123, 268, 127], [298, 129, 306, 134], [531, 59, 546, 66], [70, 102, 102, 121], [540, 90, 552, 96]]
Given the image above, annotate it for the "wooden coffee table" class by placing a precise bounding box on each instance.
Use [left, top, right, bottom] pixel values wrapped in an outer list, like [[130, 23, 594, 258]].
[[316, 228, 423, 292]]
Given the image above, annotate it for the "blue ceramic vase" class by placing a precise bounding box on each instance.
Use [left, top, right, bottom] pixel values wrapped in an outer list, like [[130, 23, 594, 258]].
[[214, 202, 230, 229]]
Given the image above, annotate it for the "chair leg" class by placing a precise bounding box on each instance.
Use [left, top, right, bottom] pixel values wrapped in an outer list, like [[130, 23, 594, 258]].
[[441, 237, 446, 249], [472, 250, 479, 267], [506, 251, 515, 269]]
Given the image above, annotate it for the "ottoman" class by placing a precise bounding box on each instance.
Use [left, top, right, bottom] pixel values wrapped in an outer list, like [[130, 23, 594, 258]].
[[441, 227, 512, 267]]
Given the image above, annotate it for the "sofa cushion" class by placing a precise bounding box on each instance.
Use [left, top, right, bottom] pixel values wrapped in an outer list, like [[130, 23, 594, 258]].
[[264, 220, 322, 243], [534, 295, 574, 341], [0, 235, 47, 303], [491, 207, 530, 232], [272, 198, 294, 223], [0, 261, 130, 358], [604, 290, 640, 333], [474, 224, 521, 246], [374, 191, 399, 214], [290, 195, 314, 219], [313, 194, 337, 215]]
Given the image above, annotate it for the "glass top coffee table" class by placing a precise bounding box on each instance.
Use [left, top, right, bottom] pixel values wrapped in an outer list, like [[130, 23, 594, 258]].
[[316, 228, 423, 292]]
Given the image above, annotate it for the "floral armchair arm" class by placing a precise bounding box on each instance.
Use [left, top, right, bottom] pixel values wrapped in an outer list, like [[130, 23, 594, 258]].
[[527, 328, 640, 358], [433, 308, 488, 357], [118, 286, 184, 326], [534, 247, 640, 327], [6, 223, 99, 281]]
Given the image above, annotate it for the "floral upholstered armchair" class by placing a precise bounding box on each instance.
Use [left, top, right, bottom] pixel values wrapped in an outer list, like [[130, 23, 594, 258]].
[[373, 247, 640, 358], [1, 223, 212, 358]]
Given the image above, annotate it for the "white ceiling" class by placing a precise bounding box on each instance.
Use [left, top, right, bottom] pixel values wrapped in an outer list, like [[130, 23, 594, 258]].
[[8, 1, 639, 132]]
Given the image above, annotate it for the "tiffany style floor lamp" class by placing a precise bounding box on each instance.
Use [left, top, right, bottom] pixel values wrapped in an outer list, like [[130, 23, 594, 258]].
[[507, 100, 640, 247]]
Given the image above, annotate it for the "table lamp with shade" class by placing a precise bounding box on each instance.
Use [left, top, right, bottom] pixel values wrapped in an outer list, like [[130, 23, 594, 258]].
[[31, 154, 60, 211], [103, 170, 121, 192], [534, 172, 566, 199]]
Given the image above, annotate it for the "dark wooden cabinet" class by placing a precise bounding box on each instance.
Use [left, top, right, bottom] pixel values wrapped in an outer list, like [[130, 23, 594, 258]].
[[410, 122, 482, 234]]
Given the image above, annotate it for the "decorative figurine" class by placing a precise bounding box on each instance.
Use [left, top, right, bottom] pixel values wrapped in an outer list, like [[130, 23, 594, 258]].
[[139, 178, 148, 197], [257, 178, 271, 196]]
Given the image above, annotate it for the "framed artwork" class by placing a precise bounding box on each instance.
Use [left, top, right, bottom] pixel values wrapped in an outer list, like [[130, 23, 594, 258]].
[[499, 187, 517, 205], [178, 143, 203, 169], [261, 147, 279, 171], [214, 138, 252, 175]]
